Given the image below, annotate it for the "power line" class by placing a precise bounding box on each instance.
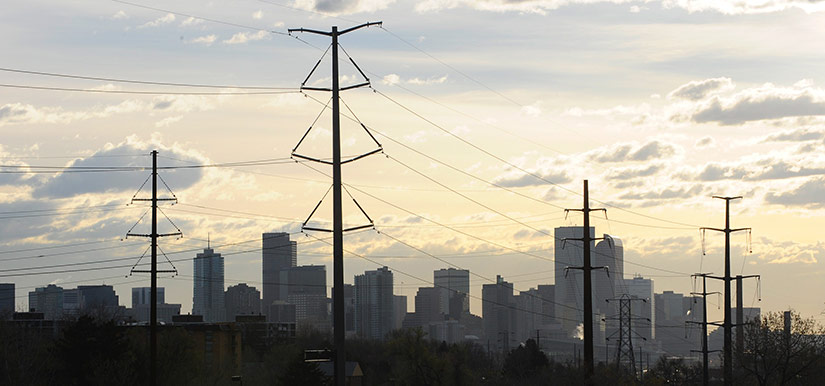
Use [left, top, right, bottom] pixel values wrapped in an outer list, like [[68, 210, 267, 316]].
[[0, 83, 300, 95], [0, 67, 296, 90]]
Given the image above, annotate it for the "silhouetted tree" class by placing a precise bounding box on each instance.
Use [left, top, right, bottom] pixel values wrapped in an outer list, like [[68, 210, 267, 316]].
[[56, 316, 138, 386], [737, 310, 825, 385], [502, 339, 549, 383]]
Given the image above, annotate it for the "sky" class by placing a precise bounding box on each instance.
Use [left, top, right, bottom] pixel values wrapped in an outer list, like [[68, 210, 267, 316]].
[[2, 0, 825, 331]]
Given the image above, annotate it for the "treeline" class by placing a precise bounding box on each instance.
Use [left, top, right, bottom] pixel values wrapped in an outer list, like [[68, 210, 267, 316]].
[[2, 310, 825, 385]]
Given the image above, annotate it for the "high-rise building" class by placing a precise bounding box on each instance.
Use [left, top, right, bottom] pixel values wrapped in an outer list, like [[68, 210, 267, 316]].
[[593, 235, 623, 317], [393, 295, 407, 330], [434, 268, 470, 318], [132, 287, 165, 306], [0, 283, 14, 317], [622, 275, 655, 342], [354, 266, 394, 340], [482, 275, 516, 352], [225, 283, 261, 321], [279, 265, 327, 326], [29, 284, 64, 320], [63, 289, 83, 316], [193, 246, 225, 322], [262, 232, 297, 313], [554, 226, 595, 335]]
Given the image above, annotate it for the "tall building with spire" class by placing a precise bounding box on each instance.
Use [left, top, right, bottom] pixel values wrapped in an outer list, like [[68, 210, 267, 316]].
[[193, 240, 225, 322]]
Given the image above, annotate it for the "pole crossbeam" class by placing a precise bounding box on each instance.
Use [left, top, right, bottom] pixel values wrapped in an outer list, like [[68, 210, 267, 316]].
[[289, 22, 381, 386]]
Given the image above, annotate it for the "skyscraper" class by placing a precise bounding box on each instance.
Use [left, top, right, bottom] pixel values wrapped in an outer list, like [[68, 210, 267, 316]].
[[28, 284, 64, 320], [482, 275, 516, 352], [354, 266, 394, 340], [554, 226, 595, 335], [262, 232, 297, 313], [193, 245, 225, 322], [225, 283, 261, 321], [133, 287, 165, 306], [623, 275, 655, 342], [434, 268, 470, 318], [593, 235, 623, 318]]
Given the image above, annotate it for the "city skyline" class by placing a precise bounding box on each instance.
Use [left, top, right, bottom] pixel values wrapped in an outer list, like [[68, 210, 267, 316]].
[[2, 0, 825, 329]]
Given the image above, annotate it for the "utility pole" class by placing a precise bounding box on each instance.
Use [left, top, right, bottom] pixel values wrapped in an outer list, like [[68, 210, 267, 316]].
[[701, 196, 750, 386], [126, 150, 181, 386], [564, 180, 607, 379], [289, 22, 382, 386], [689, 273, 722, 386]]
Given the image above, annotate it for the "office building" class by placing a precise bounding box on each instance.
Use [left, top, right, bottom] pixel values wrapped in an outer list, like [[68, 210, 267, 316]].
[[193, 245, 225, 322], [225, 283, 261, 320], [262, 232, 297, 312], [554, 226, 595, 335], [28, 284, 64, 320], [78, 285, 119, 309], [434, 268, 470, 318], [482, 275, 516, 352], [593, 235, 623, 317], [132, 287, 165, 306], [623, 275, 655, 342], [393, 295, 407, 330], [0, 283, 14, 317], [354, 266, 394, 340]]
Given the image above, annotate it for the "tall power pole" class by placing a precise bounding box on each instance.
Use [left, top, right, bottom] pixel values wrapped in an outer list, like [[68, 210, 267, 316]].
[[701, 196, 750, 386], [126, 150, 181, 386], [564, 180, 607, 378], [289, 22, 382, 386], [689, 273, 721, 386]]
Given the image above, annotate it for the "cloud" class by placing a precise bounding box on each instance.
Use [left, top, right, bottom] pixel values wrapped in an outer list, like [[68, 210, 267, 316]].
[[180, 17, 202, 27], [589, 141, 676, 163], [694, 136, 715, 148], [382, 73, 448, 86], [762, 128, 825, 142], [691, 84, 825, 125], [112, 11, 128, 20], [252, 10, 264, 19], [619, 184, 705, 201], [138, 13, 175, 29], [661, 0, 825, 15], [668, 77, 734, 101], [155, 116, 183, 128], [764, 176, 825, 208], [223, 31, 268, 44], [695, 160, 825, 182], [293, 0, 395, 14], [493, 169, 571, 188], [32, 137, 206, 199], [189, 35, 217, 46], [607, 164, 662, 180]]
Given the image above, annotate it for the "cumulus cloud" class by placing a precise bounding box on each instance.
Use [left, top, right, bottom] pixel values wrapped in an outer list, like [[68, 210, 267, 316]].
[[694, 160, 825, 181], [606, 164, 662, 180], [668, 77, 734, 101], [494, 169, 572, 188], [189, 34, 217, 46], [180, 17, 202, 27], [32, 137, 206, 199], [589, 141, 676, 163], [694, 136, 715, 148], [223, 31, 268, 44], [661, 0, 825, 15], [690, 83, 825, 125], [138, 13, 175, 28], [762, 128, 825, 142], [764, 176, 825, 208], [112, 10, 128, 20], [252, 10, 264, 19]]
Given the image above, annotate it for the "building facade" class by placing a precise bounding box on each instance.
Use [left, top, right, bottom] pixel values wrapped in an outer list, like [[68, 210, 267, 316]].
[[193, 246, 225, 322], [225, 283, 261, 321], [434, 268, 470, 319], [354, 266, 394, 340], [262, 232, 297, 312]]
